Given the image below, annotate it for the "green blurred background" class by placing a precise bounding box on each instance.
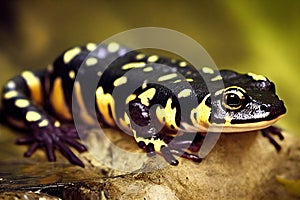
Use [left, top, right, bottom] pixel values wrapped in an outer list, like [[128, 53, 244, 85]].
[[0, 1, 299, 135]]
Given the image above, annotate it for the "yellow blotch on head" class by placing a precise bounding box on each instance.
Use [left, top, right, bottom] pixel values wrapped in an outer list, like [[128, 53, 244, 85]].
[[138, 88, 156, 107], [247, 72, 267, 81], [64, 47, 81, 64]]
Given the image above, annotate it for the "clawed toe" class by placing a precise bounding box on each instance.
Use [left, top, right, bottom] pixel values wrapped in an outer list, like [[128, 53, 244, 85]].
[[262, 126, 284, 152]]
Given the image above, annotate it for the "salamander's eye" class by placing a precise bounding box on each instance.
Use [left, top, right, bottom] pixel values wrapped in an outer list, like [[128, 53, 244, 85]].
[[222, 87, 246, 110]]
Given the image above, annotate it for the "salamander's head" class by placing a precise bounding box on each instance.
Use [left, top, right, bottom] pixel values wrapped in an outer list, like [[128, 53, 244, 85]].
[[191, 70, 286, 132]]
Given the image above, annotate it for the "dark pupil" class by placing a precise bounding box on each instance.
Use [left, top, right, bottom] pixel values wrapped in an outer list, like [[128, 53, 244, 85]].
[[226, 94, 241, 107]]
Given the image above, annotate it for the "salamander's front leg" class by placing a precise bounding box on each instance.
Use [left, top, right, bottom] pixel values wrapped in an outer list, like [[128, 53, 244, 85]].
[[129, 100, 202, 165], [16, 122, 87, 167], [261, 126, 284, 152], [134, 131, 202, 165], [2, 72, 86, 167]]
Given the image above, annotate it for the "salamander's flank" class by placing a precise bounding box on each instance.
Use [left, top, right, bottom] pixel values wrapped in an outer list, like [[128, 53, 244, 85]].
[[1, 42, 286, 167]]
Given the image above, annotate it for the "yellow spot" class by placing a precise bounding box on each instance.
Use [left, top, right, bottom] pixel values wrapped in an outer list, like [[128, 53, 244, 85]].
[[54, 121, 61, 127], [96, 87, 116, 126], [138, 88, 156, 106], [86, 57, 98, 66], [179, 61, 187, 67], [26, 111, 42, 122], [121, 62, 146, 70], [132, 130, 168, 151], [248, 72, 267, 81], [136, 53, 145, 60], [191, 94, 211, 129], [50, 78, 72, 120], [74, 81, 96, 125], [86, 43, 97, 51], [119, 112, 131, 130], [15, 99, 30, 108], [224, 115, 232, 125], [147, 55, 159, 62], [143, 66, 153, 72], [186, 78, 193, 82], [21, 71, 43, 105], [69, 70, 76, 79], [6, 81, 16, 89], [38, 119, 49, 127], [4, 90, 18, 99], [107, 42, 120, 53], [156, 98, 177, 130], [113, 76, 127, 87], [178, 89, 192, 98], [157, 73, 177, 82], [202, 67, 214, 74], [142, 81, 147, 89], [173, 79, 181, 83], [211, 75, 222, 81], [214, 89, 224, 96], [64, 47, 81, 64], [125, 94, 136, 104]]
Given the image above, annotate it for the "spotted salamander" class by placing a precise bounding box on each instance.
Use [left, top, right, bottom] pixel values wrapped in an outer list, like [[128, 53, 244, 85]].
[[1, 42, 286, 167]]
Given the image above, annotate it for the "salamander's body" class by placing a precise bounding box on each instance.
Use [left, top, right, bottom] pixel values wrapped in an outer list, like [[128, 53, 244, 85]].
[[1, 42, 286, 167]]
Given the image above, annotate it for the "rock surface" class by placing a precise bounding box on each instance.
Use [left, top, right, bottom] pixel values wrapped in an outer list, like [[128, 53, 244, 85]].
[[0, 124, 299, 199]]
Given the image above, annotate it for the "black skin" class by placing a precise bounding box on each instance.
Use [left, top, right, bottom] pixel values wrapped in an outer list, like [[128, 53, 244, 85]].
[[1, 44, 286, 167]]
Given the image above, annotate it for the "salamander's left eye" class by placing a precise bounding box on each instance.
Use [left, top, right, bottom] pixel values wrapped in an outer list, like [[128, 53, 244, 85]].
[[222, 87, 246, 110]]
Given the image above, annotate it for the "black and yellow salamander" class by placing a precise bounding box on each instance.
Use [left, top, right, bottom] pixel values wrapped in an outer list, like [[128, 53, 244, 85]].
[[1, 42, 286, 167]]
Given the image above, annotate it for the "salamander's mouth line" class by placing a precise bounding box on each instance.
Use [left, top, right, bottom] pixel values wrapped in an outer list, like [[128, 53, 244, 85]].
[[208, 114, 285, 133]]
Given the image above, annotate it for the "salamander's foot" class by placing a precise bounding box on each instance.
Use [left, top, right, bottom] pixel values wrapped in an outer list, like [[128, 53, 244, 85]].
[[261, 126, 284, 152], [16, 123, 87, 167], [137, 133, 203, 165]]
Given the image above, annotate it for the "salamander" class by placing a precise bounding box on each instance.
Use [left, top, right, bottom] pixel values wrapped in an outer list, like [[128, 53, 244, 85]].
[[1, 42, 287, 167]]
